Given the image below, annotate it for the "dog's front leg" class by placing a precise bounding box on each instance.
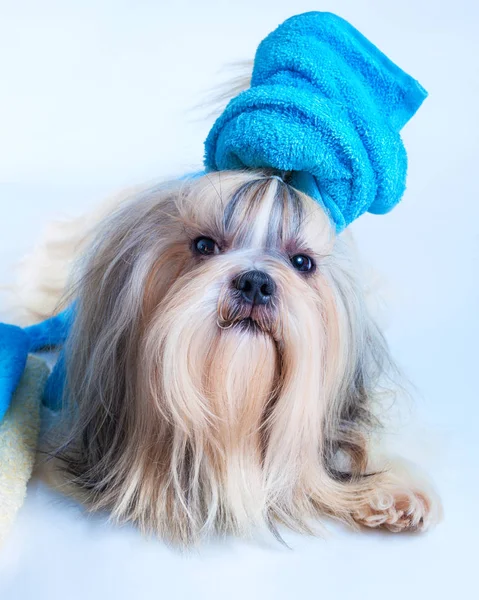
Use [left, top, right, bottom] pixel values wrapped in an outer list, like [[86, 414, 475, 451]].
[[318, 459, 442, 533]]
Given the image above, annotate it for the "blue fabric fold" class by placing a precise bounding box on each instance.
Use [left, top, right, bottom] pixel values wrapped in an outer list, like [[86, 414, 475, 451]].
[[204, 11, 427, 231], [0, 324, 30, 421], [24, 307, 73, 352], [0, 308, 73, 421]]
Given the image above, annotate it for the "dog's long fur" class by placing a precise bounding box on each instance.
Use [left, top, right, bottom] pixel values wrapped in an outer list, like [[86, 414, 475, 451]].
[[23, 171, 438, 545]]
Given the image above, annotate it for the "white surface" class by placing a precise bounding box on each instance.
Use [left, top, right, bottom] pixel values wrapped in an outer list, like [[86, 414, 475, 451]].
[[0, 1, 478, 598]]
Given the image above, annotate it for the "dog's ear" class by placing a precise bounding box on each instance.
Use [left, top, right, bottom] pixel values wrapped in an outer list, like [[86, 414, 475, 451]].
[[324, 320, 395, 481], [56, 186, 179, 487], [323, 328, 385, 481], [319, 240, 397, 482]]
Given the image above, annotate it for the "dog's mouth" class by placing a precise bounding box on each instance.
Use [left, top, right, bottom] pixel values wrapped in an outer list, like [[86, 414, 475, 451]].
[[217, 292, 278, 338], [217, 315, 263, 333], [235, 317, 262, 333], [217, 312, 278, 338]]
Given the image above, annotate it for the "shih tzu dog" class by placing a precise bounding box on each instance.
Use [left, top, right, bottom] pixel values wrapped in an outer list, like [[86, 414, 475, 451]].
[[20, 170, 440, 545], [13, 12, 442, 546]]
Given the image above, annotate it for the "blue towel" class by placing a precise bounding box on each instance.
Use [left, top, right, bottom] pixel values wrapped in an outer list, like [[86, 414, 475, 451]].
[[0, 324, 30, 421], [204, 11, 427, 231], [0, 309, 73, 420], [24, 309, 72, 351]]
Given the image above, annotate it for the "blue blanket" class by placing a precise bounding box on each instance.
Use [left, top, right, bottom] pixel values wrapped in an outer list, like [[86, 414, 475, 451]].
[[205, 11, 427, 231]]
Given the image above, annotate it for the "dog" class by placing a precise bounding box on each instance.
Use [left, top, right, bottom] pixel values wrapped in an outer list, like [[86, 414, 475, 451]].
[[16, 168, 440, 545]]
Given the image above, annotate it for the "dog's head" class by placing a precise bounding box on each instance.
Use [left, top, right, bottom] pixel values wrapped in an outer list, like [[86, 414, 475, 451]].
[[60, 171, 390, 543]]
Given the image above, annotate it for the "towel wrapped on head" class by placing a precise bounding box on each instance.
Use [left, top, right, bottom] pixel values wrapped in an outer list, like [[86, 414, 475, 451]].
[[204, 11, 427, 231]]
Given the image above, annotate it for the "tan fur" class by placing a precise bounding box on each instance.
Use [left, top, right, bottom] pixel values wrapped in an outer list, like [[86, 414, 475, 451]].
[[29, 171, 441, 545]]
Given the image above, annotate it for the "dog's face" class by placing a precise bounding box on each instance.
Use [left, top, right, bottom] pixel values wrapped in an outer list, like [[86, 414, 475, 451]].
[[141, 171, 332, 337], [61, 171, 386, 543], [140, 172, 334, 431]]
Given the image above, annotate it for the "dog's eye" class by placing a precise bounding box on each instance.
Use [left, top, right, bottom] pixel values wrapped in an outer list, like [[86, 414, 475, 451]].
[[290, 254, 314, 272], [194, 237, 218, 256]]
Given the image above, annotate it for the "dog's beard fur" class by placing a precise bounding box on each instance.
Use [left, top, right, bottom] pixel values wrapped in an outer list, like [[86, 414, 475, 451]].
[[49, 171, 436, 544]]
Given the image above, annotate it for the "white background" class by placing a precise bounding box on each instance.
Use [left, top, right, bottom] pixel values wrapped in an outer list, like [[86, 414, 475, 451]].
[[0, 1, 478, 598]]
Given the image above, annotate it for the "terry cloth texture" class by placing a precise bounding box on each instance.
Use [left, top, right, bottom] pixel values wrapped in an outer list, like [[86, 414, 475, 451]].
[[204, 11, 427, 231]]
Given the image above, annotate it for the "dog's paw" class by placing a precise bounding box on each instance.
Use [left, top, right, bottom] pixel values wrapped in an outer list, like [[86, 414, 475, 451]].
[[353, 488, 440, 533]]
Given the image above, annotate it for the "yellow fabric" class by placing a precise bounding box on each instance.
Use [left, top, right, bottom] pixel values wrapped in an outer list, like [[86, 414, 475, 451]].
[[0, 356, 49, 546]]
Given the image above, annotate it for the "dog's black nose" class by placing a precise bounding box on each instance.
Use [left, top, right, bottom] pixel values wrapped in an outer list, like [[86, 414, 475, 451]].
[[234, 270, 275, 306]]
